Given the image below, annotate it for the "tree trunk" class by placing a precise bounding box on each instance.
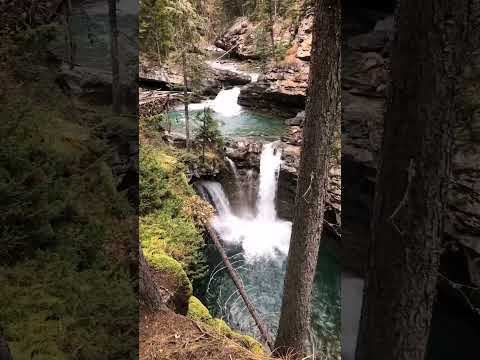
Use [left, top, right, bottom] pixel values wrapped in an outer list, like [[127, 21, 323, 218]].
[[356, 1, 472, 360], [182, 52, 191, 150], [139, 244, 166, 311], [108, 0, 121, 114], [62, 0, 74, 69], [274, 0, 341, 357]]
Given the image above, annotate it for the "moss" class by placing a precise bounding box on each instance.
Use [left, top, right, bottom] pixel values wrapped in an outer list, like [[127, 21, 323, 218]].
[[147, 251, 192, 314], [187, 296, 212, 322], [186, 296, 265, 355], [208, 318, 234, 336], [239, 335, 265, 355]]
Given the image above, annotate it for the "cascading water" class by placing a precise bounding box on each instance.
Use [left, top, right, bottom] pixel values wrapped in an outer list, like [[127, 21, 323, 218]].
[[211, 87, 242, 116], [196, 181, 232, 217], [199, 142, 291, 259], [226, 157, 239, 179], [256, 143, 282, 221]]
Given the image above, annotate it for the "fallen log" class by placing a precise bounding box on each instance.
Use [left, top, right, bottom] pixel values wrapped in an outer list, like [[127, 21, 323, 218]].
[[205, 223, 274, 350]]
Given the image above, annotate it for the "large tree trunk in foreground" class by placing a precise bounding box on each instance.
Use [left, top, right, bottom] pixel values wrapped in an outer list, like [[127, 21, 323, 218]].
[[108, 0, 121, 114], [274, 0, 341, 357], [356, 1, 472, 359]]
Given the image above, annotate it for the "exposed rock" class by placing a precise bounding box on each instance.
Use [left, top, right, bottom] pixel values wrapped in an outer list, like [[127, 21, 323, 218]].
[[214, 17, 260, 60], [211, 68, 252, 86], [281, 126, 303, 146], [347, 31, 391, 52], [238, 65, 309, 117], [285, 111, 305, 126], [294, 11, 315, 61], [224, 139, 263, 168]]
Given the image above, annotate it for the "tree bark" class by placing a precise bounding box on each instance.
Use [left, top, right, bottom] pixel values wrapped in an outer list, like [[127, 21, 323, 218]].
[[182, 52, 191, 150], [108, 0, 121, 114], [0, 336, 12, 360], [62, 0, 74, 69], [206, 224, 274, 350], [356, 1, 472, 360], [274, 0, 341, 357], [139, 245, 166, 311]]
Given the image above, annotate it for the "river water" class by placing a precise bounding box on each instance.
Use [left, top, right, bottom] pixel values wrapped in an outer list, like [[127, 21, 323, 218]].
[[169, 60, 341, 355], [196, 143, 340, 354], [167, 65, 285, 140]]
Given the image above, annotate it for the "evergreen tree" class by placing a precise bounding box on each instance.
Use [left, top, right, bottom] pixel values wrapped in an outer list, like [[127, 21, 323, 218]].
[[356, 1, 474, 359], [274, 0, 341, 357], [195, 108, 224, 162]]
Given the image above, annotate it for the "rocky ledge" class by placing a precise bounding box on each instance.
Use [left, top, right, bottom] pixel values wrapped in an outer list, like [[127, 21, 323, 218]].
[[139, 58, 251, 96]]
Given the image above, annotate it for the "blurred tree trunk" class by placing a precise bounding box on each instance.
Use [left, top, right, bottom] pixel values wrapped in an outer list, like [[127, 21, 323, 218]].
[[62, 0, 74, 69], [356, 1, 473, 359], [274, 0, 341, 357], [108, 0, 121, 114], [0, 336, 12, 360]]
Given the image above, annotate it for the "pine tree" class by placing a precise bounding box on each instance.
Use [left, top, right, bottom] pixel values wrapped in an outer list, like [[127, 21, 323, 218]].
[[274, 0, 341, 357], [356, 1, 474, 359]]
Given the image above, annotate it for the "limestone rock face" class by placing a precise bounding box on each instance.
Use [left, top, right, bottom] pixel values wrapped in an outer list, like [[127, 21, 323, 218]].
[[238, 64, 309, 117], [214, 17, 260, 60]]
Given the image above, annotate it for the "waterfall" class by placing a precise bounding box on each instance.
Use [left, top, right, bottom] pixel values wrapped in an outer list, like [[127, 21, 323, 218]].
[[256, 143, 282, 221], [197, 142, 291, 260], [226, 157, 239, 178], [246, 169, 256, 210], [212, 87, 242, 116], [197, 181, 232, 216]]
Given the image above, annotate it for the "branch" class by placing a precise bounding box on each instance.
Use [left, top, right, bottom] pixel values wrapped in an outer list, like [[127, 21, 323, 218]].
[[205, 223, 274, 350]]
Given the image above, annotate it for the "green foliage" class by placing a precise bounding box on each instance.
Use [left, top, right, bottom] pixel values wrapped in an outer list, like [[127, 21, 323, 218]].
[[195, 108, 224, 153], [140, 143, 209, 281], [140, 0, 206, 60], [141, 210, 208, 280], [0, 251, 137, 360], [0, 93, 138, 359]]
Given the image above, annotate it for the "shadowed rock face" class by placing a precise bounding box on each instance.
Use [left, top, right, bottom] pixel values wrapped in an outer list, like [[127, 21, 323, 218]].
[[220, 5, 480, 280]]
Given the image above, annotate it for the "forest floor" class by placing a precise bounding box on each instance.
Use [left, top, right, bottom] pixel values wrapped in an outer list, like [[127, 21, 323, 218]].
[[140, 306, 285, 360]]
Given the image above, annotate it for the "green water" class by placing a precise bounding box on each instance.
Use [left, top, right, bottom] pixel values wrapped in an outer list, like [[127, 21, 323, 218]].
[[203, 243, 340, 354], [168, 107, 286, 140]]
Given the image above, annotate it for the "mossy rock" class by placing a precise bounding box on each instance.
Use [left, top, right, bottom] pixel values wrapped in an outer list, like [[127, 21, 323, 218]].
[[187, 296, 212, 322], [238, 335, 264, 355], [187, 296, 265, 355], [209, 318, 233, 337], [146, 251, 192, 315]]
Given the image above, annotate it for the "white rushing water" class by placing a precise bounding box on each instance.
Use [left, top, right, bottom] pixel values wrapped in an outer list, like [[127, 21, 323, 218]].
[[257, 143, 282, 221], [212, 87, 242, 116], [183, 86, 242, 117], [199, 143, 292, 260]]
